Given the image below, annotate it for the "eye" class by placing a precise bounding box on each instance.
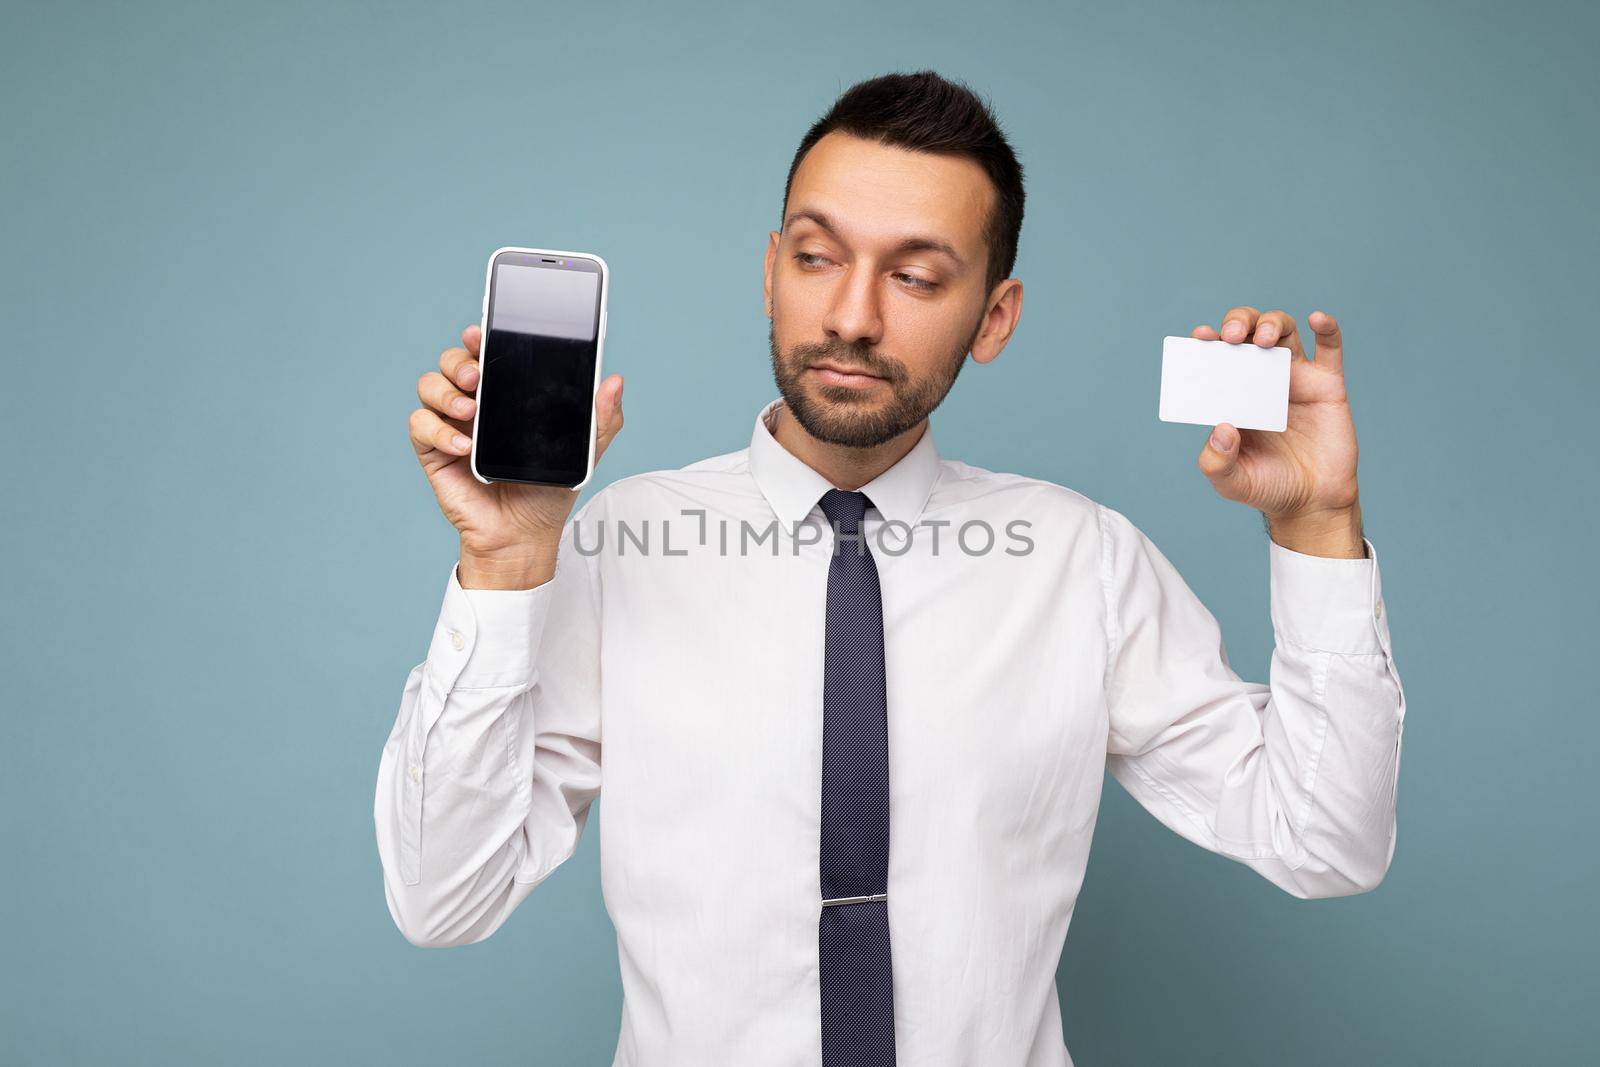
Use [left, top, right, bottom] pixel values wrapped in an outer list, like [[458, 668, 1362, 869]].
[[792, 253, 937, 292], [894, 272, 938, 292]]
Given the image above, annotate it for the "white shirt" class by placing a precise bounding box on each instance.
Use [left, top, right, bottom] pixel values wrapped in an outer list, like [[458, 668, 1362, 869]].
[[374, 396, 1406, 1067]]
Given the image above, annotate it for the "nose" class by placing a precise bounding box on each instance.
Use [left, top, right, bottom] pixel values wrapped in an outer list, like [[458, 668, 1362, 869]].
[[820, 264, 884, 348]]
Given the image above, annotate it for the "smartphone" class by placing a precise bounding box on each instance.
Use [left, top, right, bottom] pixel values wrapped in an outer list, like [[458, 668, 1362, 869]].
[[470, 246, 610, 489]]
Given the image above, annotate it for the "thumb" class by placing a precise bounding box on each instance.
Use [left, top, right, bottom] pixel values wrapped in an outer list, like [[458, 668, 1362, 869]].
[[1197, 422, 1243, 487], [594, 374, 625, 459]]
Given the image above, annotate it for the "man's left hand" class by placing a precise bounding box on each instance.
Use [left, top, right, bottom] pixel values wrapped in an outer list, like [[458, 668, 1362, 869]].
[[1191, 307, 1366, 558]]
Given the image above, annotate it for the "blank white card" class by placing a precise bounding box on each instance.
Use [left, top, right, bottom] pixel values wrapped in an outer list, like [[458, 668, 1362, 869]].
[[1158, 336, 1290, 432]]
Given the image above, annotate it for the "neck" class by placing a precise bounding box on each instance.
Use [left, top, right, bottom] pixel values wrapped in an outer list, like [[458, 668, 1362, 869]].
[[769, 400, 926, 491]]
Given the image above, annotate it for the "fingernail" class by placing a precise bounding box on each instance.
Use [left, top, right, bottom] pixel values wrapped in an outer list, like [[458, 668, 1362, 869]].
[[453, 434, 471, 451], [452, 397, 472, 415], [1210, 429, 1230, 452], [1223, 321, 1243, 340]]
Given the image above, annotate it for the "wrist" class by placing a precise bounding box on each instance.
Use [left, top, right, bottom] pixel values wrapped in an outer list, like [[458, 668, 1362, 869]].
[[459, 537, 561, 590], [1266, 501, 1366, 559]]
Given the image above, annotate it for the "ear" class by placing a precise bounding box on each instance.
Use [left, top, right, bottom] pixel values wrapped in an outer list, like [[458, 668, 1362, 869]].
[[969, 278, 1023, 365], [763, 230, 780, 318]]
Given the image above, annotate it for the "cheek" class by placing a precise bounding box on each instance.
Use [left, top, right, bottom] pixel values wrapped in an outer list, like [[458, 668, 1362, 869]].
[[885, 301, 975, 370], [770, 278, 828, 336]]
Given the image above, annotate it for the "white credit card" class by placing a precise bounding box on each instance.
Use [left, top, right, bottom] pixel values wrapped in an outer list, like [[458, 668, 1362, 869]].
[[1158, 336, 1290, 432]]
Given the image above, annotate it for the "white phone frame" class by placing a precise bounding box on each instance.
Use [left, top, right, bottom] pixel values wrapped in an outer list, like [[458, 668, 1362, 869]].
[[469, 245, 610, 491]]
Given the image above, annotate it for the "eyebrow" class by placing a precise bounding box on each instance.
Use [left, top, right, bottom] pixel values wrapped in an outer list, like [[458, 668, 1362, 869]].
[[783, 209, 967, 271]]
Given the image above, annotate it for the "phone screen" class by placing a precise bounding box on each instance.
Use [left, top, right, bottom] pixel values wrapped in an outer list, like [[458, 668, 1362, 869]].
[[475, 252, 605, 486]]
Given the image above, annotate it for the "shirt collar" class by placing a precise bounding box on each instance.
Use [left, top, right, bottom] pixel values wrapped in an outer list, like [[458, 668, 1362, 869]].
[[748, 396, 942, 537]]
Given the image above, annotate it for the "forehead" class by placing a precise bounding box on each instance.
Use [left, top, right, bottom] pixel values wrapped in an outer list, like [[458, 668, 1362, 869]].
[[785, 130, 992, 258]]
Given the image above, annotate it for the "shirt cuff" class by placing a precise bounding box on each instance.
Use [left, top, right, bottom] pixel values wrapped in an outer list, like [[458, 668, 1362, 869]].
[[1268, 536, 1391, 656], [423, 561, 556, 690]]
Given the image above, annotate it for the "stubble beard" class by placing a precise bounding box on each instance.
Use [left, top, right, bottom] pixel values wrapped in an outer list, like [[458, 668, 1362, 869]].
[[767, 317, 981, 448]]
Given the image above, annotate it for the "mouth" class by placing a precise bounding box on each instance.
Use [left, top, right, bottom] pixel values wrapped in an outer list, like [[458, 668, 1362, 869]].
[[809, 362, 886, 389]]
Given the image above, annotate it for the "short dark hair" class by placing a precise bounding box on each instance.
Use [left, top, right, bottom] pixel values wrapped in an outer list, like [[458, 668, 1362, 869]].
[[782, 70, 1026, 293]]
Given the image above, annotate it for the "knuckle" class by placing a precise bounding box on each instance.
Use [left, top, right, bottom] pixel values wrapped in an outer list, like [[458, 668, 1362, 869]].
[[428, 376, 459, 410]]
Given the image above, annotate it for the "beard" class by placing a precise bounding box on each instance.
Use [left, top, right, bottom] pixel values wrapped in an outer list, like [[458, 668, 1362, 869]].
[[767, 315, 981, 448]]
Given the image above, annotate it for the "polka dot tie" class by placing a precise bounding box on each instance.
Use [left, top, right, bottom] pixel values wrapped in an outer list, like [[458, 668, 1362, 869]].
[[816, 488, 897, 1066]]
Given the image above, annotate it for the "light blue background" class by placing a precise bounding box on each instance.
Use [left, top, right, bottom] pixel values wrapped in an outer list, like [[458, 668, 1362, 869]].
[[5, 1, 1594, 1063]]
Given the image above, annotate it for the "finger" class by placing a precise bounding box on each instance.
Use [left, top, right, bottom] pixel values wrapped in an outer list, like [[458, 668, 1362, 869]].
[[1308, 310, 1344, 374], [418, 369, 476, 422], [440, 345, 480, 392], [593, 374, 626, 459], [1191, 323, 1221, 340], [461, 323, 482, 358], [1220, 306, 1260, 343], [408, 406, 473, 458], [1196, 421, 1244, 491], [1251, 310, 1304, 359]]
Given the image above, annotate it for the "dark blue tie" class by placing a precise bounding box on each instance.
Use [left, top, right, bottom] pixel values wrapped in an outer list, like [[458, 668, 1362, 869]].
[[816, 488, 897, 1066]]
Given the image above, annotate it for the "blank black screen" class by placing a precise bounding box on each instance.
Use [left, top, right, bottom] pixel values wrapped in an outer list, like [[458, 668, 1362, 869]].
[[476, 258, 603, 485]]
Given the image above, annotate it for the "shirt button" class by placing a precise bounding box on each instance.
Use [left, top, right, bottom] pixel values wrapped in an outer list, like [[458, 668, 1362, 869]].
[[1374, 599, 1383, 619], [449, 629, 465, 651], [408, 764, 421, 783]]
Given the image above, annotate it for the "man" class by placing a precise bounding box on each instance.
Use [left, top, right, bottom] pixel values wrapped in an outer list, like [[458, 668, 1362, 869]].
[[376, 70, 1405, 1067]]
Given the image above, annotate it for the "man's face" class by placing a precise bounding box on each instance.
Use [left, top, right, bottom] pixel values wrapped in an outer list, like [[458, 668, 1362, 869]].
[[765, 131, 1000, 448]]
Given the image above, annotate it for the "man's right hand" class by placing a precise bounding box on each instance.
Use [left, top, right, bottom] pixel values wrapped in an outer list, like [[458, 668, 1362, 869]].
[[409, 323, 624, 589]]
